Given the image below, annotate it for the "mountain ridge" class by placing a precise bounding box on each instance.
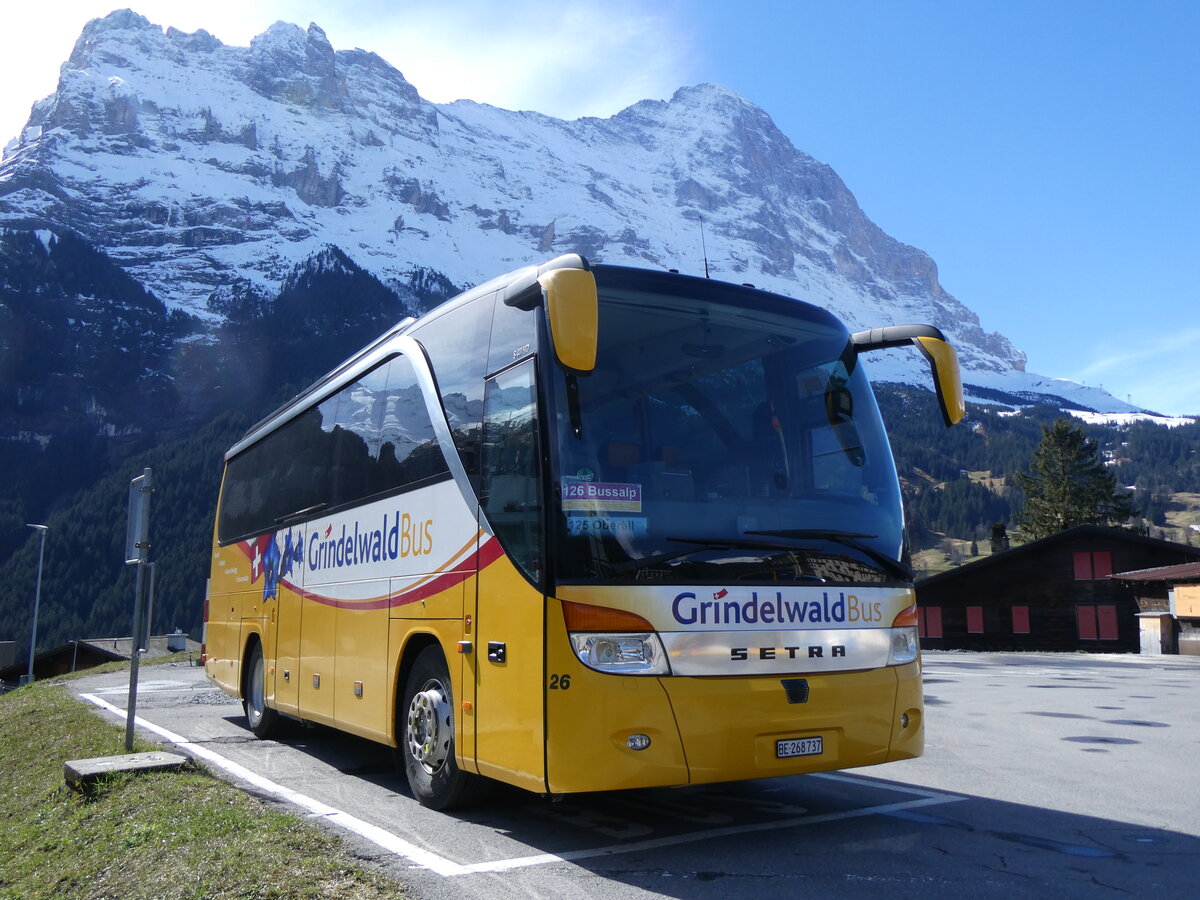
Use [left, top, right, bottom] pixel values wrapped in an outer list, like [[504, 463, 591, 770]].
[[0, 9, 1142, 418]]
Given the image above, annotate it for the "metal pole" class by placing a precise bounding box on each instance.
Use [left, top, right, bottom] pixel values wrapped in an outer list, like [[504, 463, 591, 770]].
[[23, 524, 47, 686], [125, 561, 147, 750]]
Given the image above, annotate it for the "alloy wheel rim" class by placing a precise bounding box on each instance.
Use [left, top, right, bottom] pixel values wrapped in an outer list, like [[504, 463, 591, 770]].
[[406, 679, 451, 773]]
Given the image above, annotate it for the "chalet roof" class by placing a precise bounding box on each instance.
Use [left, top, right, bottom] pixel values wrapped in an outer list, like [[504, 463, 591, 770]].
[[0, 640, 124, 683], [917, 525, 1200, 589], [0, 635, 200, 683], [1112, 561, 1200, 583]]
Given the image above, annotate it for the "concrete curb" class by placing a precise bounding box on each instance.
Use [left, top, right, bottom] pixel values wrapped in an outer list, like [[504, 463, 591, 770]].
[[64, 751, 189, 788]]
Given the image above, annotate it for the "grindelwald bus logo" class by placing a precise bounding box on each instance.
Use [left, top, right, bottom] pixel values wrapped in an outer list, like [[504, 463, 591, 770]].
[[672, 589, 883, 626], [307, 512, 434, 573]]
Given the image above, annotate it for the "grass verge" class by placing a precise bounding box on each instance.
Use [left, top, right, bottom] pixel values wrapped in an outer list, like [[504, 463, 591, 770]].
[[0, 675, 402, 899]]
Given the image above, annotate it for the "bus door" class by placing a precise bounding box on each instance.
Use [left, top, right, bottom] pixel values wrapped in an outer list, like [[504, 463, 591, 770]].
[[473, 359, 547, 791], [271, 529, 302, 716]]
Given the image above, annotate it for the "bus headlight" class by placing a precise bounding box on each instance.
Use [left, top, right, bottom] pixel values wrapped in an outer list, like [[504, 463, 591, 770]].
[[569, 632, 671, 675], [887, 626, 919, 666]]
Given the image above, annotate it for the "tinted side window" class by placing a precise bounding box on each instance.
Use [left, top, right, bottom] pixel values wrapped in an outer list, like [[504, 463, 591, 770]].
[[375, 353, 450, 489], [326, 354, 449, 506], [480, 360, 542, 583], [218, 354, 450, 543], [220, 404, 333, 541], [414, 296, 491, 489]]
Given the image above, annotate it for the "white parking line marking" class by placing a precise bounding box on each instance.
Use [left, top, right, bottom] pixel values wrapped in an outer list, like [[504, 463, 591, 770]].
[[456, 787, 963, 874], [80, 692, 964, 878], [80, 692, 467, 877]]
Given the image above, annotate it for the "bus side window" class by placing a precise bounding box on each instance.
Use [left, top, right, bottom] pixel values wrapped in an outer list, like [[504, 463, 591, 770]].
[[321, 355, 450, 508], [480, 360, 542, 584], [414, 297, 492, 492], [220, 402, 336, 542], [327, 366, 386, 507], [378, 354, 450, 489]]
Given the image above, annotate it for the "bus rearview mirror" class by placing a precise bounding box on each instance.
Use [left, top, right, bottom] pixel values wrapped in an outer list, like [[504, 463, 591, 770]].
[[851, 324, 964, 427], [540, 268, 598, 374]]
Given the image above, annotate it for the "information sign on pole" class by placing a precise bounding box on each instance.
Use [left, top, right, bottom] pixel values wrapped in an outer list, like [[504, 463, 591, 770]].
[[125, 470, 152, 564]]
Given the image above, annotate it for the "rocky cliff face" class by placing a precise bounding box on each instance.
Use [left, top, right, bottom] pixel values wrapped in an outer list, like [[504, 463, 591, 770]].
[[2, 9, 1139, 414]]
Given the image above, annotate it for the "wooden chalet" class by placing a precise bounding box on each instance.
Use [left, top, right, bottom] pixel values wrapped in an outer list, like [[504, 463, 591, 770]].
[[915, 526, 1200, 652]]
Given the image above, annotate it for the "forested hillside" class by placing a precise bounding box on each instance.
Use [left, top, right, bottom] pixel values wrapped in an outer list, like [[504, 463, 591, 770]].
[[0, 413, 248, 653], [877, 386, 1200, 560]]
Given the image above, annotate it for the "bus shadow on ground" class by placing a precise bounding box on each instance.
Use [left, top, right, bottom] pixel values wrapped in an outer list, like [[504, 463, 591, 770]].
[[482, 773, 1200, 900], [215, 715, 1200, 898]]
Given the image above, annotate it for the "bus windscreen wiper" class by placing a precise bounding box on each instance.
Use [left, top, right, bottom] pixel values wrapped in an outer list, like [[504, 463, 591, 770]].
[[612, 540, 748, 575], [745, 529, 914, 582], [613, 536, 827, 578]]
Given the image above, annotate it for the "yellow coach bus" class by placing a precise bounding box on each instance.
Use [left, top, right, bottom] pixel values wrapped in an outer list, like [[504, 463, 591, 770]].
[[204, 254, 962, 809]]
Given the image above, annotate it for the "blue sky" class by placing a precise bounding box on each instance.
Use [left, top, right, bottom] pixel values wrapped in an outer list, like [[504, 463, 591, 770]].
[[3, 1, 1197, 415]]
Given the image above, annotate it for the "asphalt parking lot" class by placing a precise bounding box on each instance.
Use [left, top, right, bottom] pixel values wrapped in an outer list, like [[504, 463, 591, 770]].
[[70, 650, 1200, 898]]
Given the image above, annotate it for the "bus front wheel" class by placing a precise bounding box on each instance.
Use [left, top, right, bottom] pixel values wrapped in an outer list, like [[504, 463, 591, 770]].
[[243, 642, 281, 739], [397, 645, 484, 810]]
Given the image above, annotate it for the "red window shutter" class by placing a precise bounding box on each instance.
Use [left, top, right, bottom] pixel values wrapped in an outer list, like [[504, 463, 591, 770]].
[[927, 606, 943, 639], [1097, 605, 1119, 640], [1077, 605, 1098, 640], [967, 606, 984, 634], [1073, 552, 1093, 580], [1012, 606, 1030, 634], [1093, 552, 1113, 579], [917, 607, 927, 638]]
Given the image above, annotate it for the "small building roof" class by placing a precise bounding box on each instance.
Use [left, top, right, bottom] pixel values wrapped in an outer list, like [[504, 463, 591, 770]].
[[917, 524, 1200, 588], [1113, 561, 1200, 583]]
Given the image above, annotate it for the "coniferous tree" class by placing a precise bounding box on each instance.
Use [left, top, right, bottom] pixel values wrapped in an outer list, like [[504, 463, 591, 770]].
[[1015, 419, 1135, 540]]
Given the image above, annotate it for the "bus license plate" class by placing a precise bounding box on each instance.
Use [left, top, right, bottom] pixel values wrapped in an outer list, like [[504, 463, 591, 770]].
[[776, 737, 823, 758]]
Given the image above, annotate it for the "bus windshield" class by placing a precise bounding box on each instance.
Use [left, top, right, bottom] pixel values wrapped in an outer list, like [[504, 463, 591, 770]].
[[549, 268, 905, 586]]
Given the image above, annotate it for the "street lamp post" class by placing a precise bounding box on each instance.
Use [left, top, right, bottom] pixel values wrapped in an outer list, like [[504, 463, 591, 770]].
[[22, 524, 48, 687]]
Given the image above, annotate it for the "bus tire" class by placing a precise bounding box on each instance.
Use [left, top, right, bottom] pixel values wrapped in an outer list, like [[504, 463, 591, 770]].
[[398, 645, 484, 810], [243, 642, 281, 739]]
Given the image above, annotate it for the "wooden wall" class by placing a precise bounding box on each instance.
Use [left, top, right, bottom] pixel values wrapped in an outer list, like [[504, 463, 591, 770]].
[[917, 530, 1200, 653]]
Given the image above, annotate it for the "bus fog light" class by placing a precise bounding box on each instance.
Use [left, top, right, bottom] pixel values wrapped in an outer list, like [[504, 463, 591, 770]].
[[900, 713, 910, 728], [627, 733, 651, 751]]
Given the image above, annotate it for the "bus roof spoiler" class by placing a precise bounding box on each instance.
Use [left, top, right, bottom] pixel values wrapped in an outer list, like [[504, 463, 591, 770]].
[[851, 324, 964, 427]]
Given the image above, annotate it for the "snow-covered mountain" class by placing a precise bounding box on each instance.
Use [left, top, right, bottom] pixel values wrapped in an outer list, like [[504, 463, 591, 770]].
[[0, 9, 1138, 413]]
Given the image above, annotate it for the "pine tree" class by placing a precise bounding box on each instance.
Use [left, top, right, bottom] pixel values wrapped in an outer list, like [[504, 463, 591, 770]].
[[1015, 419, 1135, 540]]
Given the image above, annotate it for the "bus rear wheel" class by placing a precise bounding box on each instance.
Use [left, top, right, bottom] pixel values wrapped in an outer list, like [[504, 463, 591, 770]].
[[397, 645, 485, 810], [243, 642, 281, 739]]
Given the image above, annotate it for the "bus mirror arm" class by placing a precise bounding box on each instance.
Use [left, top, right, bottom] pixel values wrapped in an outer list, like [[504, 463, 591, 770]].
[[502, 253, 592, 310], [851, 324, 964, 427]]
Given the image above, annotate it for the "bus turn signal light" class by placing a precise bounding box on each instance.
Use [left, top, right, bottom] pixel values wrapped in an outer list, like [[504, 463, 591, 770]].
[[562, 599, 655, 632]]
